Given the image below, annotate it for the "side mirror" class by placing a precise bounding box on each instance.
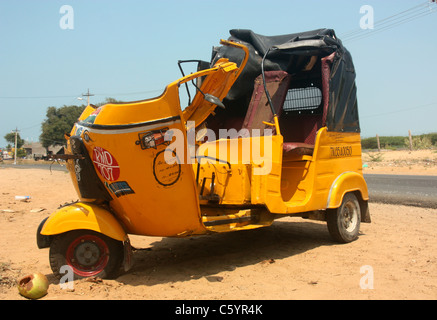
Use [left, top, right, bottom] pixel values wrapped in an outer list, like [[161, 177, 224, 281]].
[[204, 93, 225, 109]]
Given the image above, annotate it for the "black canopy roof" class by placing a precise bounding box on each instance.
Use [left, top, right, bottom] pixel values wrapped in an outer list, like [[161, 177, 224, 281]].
[[211, 28, 360, 133]]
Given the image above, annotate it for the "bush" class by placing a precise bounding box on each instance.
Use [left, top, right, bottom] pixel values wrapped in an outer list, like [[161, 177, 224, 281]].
[[427, 133, 437, 146], [361, 136, 405, 150], [361, 137, 377, 149], [367, 153, 384, 162], [362, 133, 437, 150], [406, 136, 433, 150]]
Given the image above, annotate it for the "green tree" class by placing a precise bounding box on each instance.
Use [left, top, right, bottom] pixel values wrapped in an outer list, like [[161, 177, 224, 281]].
[[16, 148, 27, 158], [4, 132, 25, 149], [96, 97, 124, 106], [40, 105, 86, 149], [39, 98, 121, 150]]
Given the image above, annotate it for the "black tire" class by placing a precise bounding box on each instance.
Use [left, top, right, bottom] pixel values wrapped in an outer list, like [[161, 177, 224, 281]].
[[49, 230, 123, 280], [327, 193, 361, 243]]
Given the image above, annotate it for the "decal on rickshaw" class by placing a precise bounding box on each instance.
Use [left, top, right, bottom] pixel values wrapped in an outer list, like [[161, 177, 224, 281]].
[[104, 181, 135, 198], [153, 149, 181, 186], [74, 125, 84, 137], [92, 146, 120, 181], [330, 146, 353, 158], [83, 107, 102, 124], [74, 158, 82, 182]]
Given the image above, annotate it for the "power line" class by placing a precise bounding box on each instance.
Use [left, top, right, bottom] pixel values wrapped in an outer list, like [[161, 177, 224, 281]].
[[340, 1, 437, 43], [0, 89, 163, 100], [340, 2, 429, 39], [0, 94, 80, 99], [20, 123, 41, 131], [96, 89, 163, 96], [361, 101, 437, 119], [1, 3, 436, 101], [82, 89, 94, 99], [81, 88, 94, 105], [345, 10, 436, 43]]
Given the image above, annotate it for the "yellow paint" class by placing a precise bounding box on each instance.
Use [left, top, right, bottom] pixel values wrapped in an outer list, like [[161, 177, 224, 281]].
[[195, 126, 367, 216], [43, 39, 369, 240], [46, 40, 249, 238], [40, 202, 127, 242]]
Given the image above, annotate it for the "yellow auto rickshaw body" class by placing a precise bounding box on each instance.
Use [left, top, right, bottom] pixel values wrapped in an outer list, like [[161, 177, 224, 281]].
[[39, 30, 369, 273], [38, 29, 370, 279]]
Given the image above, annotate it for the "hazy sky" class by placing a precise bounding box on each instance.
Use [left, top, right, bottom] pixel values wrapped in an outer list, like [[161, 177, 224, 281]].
[[1, 0, 436, 147]]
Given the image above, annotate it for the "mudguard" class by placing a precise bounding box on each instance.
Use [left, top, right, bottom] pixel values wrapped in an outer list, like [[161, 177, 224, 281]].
[[39, 202, 127, 242], [326, 171, 369, 209]]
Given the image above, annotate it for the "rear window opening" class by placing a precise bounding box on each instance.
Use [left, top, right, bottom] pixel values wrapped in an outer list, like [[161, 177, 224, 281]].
[[283, 85, 323, 114]]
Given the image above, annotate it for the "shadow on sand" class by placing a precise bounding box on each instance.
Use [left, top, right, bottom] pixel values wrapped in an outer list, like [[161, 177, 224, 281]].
[[115, 219, 344, 287]]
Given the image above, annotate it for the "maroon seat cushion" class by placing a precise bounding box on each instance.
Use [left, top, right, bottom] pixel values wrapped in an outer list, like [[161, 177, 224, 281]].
[[282, 142, 314, 156]]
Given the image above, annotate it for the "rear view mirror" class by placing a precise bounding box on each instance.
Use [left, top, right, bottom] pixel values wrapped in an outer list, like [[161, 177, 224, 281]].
[[204, 93, 225, 109]]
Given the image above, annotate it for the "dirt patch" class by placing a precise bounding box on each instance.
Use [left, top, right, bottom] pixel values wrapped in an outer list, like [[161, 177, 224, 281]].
[[1, 164, 436, 300], [363, 149, 437, 175]]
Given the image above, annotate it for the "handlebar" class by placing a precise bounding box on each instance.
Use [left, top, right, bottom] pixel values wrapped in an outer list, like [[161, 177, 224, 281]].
[[219, 39, 249, 80]]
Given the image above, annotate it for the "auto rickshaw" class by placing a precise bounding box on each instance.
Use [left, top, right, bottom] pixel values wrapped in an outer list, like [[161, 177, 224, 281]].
[[37, 29, 370, 279]]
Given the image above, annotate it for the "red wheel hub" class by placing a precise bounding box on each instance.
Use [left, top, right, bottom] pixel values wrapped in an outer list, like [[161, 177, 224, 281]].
[[66, 234, 109, 277]]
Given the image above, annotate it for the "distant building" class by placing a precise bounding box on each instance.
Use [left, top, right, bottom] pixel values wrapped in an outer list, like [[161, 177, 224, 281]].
[[1, 150, 12, 160], [22, 142, 63, 160]]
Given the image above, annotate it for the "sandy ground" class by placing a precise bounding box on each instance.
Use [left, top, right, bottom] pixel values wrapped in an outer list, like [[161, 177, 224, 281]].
[[1, 150, 437, 300], [362, 149, 437, 176]]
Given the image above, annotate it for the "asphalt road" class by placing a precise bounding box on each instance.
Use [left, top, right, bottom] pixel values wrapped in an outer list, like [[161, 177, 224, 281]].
[[2, 163, 436, 208], [0, 162, 68, 172], [364, 174, 437, 209]]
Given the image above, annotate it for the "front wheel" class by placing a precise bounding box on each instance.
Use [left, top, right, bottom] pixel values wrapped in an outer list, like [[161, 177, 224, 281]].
[[327, 193, 361, 243], [49, 230, 124, 280]]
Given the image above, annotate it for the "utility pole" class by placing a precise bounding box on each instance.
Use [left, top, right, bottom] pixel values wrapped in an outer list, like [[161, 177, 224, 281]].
[[376, 134, 381, 152], [82, 88, 94, 105], [12, 127, 19, 165]]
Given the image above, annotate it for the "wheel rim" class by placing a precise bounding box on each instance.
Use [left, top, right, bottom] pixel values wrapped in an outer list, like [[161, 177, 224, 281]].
[[341, 201, 359, 233], [66, 234, 109, 277]]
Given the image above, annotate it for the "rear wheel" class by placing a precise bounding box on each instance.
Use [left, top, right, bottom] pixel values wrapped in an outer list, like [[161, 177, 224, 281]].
[[49, 230, 123, 280], [327, 193, 361, 243]]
